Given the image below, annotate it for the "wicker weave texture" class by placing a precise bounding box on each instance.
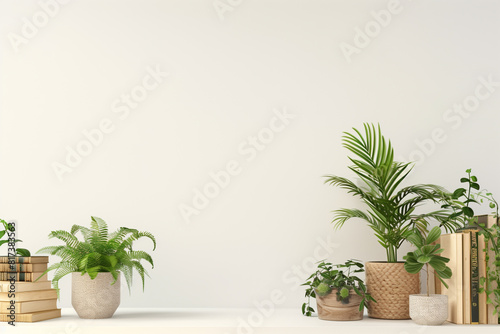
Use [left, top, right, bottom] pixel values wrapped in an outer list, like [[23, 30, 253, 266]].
[[365, 262, 420, 320]]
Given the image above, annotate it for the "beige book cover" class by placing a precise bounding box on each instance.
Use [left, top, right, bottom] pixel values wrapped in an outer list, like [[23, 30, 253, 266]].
[[0, 299, 57, 314], [0, 281, 52, 292], [0, 289, 57, 302], [0, 272, 48, 282], [440, 233, 464, 324], [463, 232, 471, 324], [0, 308, 61, 322]]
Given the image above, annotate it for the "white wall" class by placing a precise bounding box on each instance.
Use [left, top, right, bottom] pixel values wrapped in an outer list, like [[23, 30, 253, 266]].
[[0, 0, 499, 309]]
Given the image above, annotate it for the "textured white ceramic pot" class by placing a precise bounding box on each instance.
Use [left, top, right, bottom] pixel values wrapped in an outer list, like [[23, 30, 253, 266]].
[[409, 294, 448, 325], [72, 272, 121, 319]]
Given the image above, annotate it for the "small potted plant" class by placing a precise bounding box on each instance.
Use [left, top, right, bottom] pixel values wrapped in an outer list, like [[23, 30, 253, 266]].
[[36, 216, 156, 319], [302, 259, 374, 321], [404, 226, 452, 325]]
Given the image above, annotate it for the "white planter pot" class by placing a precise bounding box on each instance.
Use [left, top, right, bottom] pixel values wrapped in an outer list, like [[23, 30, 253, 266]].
[[409, 294, 448, 325], [72, 272, 121, 319]]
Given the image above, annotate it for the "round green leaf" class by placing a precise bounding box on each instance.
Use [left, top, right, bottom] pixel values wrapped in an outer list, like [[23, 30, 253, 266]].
[[417, 255, 431, 264], [340, 287, 349, 298], [315, 282, 331, 296], [462, 206, 474, 217], [404, 262, 423, 274]]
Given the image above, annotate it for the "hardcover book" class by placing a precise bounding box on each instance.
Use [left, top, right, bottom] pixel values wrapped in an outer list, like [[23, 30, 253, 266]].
[[0, 272, 47, 282], [462, 232, 471, 324], [0, 308, 61, 322], [470, 231, 479, 324], [0, 281, 52, 292], [0, 256, 49, 264], [0, 263, 48, 272], [0, 299, 57, 314], [0, 289, 56, 302], [478, 234, 488, 324], [440, 233, 464, 324]]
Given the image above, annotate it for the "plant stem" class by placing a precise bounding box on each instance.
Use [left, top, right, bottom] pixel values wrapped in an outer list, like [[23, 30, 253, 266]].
[[387, 245, 397, 263], [465, 170, 472, 228], [427, 263, 430, 297]]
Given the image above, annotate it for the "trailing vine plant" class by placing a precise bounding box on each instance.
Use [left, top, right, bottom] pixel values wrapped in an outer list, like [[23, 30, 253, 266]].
[[446, 169, 500, 323], [301, 259, 375, 316], [476, 192, 500, 324]]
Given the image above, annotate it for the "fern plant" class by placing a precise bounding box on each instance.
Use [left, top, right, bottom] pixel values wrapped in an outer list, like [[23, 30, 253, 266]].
[[36, 216, 156, 295], [324, 124, 458, 262]]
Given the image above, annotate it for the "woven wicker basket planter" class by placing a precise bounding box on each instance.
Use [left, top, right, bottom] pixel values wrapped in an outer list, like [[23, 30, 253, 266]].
[[365, 262, 420, 320], [315, 288, 363, 321]]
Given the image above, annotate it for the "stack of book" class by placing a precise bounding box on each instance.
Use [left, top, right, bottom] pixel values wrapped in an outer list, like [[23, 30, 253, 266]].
[[430, 215, 499, 324], [0, 256, 61, 322]]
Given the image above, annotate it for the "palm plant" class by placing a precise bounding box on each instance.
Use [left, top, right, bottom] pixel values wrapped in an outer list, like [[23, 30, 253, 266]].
[[324, 124, 458, 262], [36, 216, 156, 294]]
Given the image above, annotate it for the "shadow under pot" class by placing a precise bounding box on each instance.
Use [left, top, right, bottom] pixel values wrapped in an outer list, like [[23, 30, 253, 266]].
[[315, 288, 363, 321], [72, 272, 121, 319]]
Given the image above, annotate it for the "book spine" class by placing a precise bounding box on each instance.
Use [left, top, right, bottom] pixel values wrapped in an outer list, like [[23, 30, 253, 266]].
[[471, 231, 479, 324], [478, 234, 488, 324], [0, 264, 40, 272], [0, 272, 46, 282], [457, 234, 464, 324], [463, 233, 471, 324], [0, 257, 48, 264]]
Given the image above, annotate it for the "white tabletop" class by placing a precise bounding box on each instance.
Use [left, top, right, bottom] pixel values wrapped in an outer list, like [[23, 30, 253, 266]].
[[1, 308, 498, 334]]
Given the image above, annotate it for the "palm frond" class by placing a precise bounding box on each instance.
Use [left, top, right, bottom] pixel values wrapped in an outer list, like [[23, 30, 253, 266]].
[[325, 123, 454, 262]]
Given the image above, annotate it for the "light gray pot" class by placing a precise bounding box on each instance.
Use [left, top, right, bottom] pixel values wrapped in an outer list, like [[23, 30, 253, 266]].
[[409, 294, 448, 325], [72, 272, 121, 319]]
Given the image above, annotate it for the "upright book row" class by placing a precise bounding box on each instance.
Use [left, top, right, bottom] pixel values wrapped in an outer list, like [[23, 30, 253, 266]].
[[431, 215, 498, 325], [0, 256, 61, 322]]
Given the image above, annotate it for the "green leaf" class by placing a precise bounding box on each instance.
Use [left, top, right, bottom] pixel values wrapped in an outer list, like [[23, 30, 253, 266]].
[[407, 233, 423, 248], [16, 248, 31, 257], [453, 188, 467, 199], [463, 207, 474, 217], [417, 255, 431, 264], [429, 257, 446, 272], [315, 282, 331, 296], [436, 266, 452, 279], [438, 276, 449, 289], [340, 287, 349, 298], [404, 261, 424, 274], [359, 299, 365, 311], [425, 226, 441, 245]]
